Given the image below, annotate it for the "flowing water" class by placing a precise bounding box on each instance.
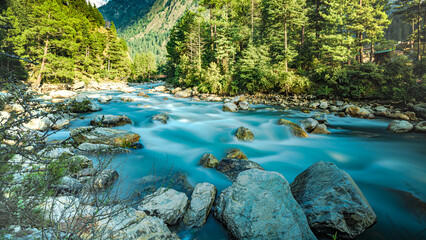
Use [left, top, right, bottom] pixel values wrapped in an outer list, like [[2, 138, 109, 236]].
[[49, 83, 426, 240]]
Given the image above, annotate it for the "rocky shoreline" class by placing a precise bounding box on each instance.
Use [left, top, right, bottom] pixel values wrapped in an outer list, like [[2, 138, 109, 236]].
[[2, 81, 424, 239]]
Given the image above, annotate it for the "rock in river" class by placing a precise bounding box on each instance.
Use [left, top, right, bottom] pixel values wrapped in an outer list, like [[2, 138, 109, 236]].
[[223, 103, 239, 112], [224, 148, 248, 160], [216, 158, 264, 181], [278, 119, 308, 137], [70, 127, 140, 147], [214, 169, 316, 240], [414, 121, 426, 133], [90, 114, 132, 127], [199, 153, 219, 168], [413, 103, 426, 119], [49, 90, 77, 99], [183, 182, 217, 228], [235, 126, 254, 141], [151, 113, 169, 124], [291, 161, 377, 239], [311, 124, 331, 135], [387, 120, 413, 133], [138, 187, 189, 225], [300, 118, 319, 133]]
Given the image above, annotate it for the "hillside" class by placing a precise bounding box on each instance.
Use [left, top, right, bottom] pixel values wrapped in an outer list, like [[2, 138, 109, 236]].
[[99, 0, 196, 61]]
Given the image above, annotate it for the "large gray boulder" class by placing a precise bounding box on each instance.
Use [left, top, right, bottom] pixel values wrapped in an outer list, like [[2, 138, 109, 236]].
[[216, 158, 264, 181], [214, 169, 316, 240], [138, 188, 188, 225], [183, 182, 217, 228], [223, 103, 239, 112], [90, 114, 132, 127], [386, 120, 413, 133], [300, 118, 319, 133], [70, 127, 140, 147], [291, 161, 377, 239]]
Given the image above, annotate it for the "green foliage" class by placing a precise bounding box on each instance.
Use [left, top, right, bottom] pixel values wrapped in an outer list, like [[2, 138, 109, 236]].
[[0, 0, 131, 84], [132, 52, 158, 81]]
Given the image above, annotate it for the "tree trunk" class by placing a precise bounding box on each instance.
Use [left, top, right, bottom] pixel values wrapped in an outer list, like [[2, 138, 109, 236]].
[[251, 0, 254, 42], [284, 21, 288, 72], [210, 7, 214, 52], [36, 12, 51, 87], [418, 0, 421, 61], [315, 0, 320, 57], [370, 40, 374, 63], [301, 26, 305, 48], [358, 0, 363, 64], [412, 20, 415, 50]]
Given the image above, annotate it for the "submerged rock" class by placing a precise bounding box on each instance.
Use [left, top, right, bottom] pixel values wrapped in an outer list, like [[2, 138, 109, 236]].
[[70, 127, 140, 147], [291, 161, 377, 239], [199, 153, 219, 168], [90, 114, 132, 127], [235, 126, 254, 141], [214, 169, 316, 240], [277, 119, 308, 137], [151, 113, 169, 124], [311, 124, 331, 135], [300, 118, 319, 133], [137, 91, 150, 98], [216, 158, 264, 181], [183, 182, 217, 228], [138, 187, 188, 225], [223, 103, 239, 112], [387, 120, 413, 133]]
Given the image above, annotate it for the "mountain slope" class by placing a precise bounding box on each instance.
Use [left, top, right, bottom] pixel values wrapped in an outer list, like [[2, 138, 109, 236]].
[[99, 0, 196, 61]]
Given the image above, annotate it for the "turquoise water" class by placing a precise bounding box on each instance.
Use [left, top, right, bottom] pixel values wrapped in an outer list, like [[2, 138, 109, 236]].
[[49, 83, 426, 240]]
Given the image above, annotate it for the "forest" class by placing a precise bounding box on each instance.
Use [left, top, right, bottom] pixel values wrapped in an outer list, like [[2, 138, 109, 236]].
[[0, 0, 131, 86], [165, 0, 426, 101]]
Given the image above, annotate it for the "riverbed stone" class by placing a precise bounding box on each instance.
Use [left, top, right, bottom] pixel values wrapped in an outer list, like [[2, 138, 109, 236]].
[[90, 114, 132, 127], [314, 112, 327, 123], [311, 124, 331, 135], [291, 161, 377, 239], [345, 106, 371, 118], [76, 143, 130, 154], [214, 169, 316, 240], [216, 158, 264, 181], [121, 87, 136, 93], [319, 101, 328, 109], [199, 153, 219, 168], [237, 101, 250, 110], [52, 118, 70, 130], [387, 112, 410, 121], [67, 95, 102, 113], [51, 176, 83, 195], [23, 117, 53, 131], [278, 119, 308, 137], [413, 103, 426, 119], [72, 81, 85, 90], [183, 182, 217, 228], [154, 85, 166, 92], [137, 91, 150, 98], [387, 120, 413, 133], [235, 126, 254, 141], [98, 95, 112, 103], [414, 121, 426, 133], [151, 113, 169, 124], [300, 118, 319, 133], [175, 89, 192, 98], [224, 149, 248, 160], [49, 90, 77, 99], [70, 127, 140, 147], [138, 187, 189, 225], [223, 103, 239, 112]]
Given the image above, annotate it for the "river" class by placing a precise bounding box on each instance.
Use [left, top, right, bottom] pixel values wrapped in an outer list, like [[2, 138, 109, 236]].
[[49, 83, 426, 240]]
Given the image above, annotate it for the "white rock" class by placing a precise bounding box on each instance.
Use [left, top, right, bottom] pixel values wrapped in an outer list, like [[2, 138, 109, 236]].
[[49, 90, 77, 99], [184, 182, 217, 228]]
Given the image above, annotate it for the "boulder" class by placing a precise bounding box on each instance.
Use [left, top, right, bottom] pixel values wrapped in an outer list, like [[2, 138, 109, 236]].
[[153, 86, 166, 92], [72, 81, 85, 90], [23, 117, 53, 131], [386, 120, 413, 133], [414, 121, 426, 133], [43, 196, 82, 223], [174, 89, 192, 98], [291, 161, 377, 239], [387, 112, 410, 121], [76, 143, 130, 154], [51, 176, 83, 195], [67, 95, 101, 113], [49, 90, 77, 99], [120, 96, 135, 102], [138, 188, 188, 225], [93, 169, 119, 190], [235, 126, 254, 141], [216, 158, 264, 181], [237, 101, 250, 110], [277, 119, 308, 137], [90, 114, 132, 127], [39, 147, 74, 159], [319, 101, 328, 109], [151, 113, 169, 124], [0, 111, 10, 124], [52, 118, 70, 130], [311, 124, 331, 135], [183, 182, 217, 228], [300, 118, 319, 133], [345, 106, 371, 118], [214, 169, 316, 240], [413, 103, 426, 119], [224, 149, 248, 160], [70, 127, 141, 147], [171, 87, 182, 94], [314, 113, 327, 123], [199, 153, 219, 168], [98, 95, 112, 103], [223, 103, 239, 112], [137, 92, 150, 98], [231, 95, 246, 103], [121, 87, 136, 93]]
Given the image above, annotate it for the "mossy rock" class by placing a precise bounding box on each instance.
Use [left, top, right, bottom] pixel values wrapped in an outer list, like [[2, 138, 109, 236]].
[[277, 119, 308, 138]]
